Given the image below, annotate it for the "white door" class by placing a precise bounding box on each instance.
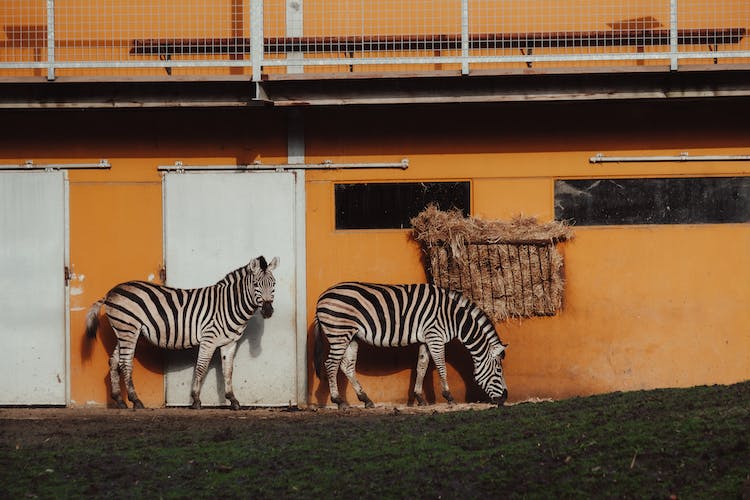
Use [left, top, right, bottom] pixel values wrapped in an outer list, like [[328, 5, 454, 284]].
[[163, 171, 303, 407], [0, 171, 68, 405]]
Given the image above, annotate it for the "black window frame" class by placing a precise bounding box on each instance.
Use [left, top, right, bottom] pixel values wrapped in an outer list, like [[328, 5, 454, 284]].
[[554, 176, 750, 226], [334, 181, 471, 230]]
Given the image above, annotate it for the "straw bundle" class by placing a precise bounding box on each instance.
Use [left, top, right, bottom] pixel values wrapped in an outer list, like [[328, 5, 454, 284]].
[[410, 205, 573, 322]]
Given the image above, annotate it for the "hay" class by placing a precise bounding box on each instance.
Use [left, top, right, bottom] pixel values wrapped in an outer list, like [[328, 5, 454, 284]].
[[410, 205, 573, 322]]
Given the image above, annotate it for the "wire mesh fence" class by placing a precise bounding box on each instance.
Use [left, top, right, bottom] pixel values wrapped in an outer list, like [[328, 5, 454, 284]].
[[0, 0, 748, 79]]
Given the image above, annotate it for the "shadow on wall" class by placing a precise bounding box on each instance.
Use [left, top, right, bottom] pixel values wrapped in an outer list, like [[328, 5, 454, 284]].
[[81, 307, 164, 408], [157, 313, 266, 400], [311, 328, 485, 407]]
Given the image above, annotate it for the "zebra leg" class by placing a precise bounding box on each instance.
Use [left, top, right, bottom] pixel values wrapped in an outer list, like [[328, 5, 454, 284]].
[[190, 341, 218, 410], [413, 343, 431, 406], [340, 341, 374, 408], [426, 340, 455, 405], [116, 336, 144, 409], [324, 338, 350, 409], [114, 341, 144, 410], [108, 347, 127, 409], [219, 341, 241, 410]]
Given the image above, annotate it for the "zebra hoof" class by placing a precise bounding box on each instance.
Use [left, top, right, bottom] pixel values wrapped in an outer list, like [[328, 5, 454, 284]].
[[113, 398, 128, 409], [357, 392, 374, 409], [190, 400, 202, 410], [415, 394, 427, 406], [442, 390, 455, 406], [226, 392, 241, 411], [336, 401, 349, 410], [132, 399, 145, 410]]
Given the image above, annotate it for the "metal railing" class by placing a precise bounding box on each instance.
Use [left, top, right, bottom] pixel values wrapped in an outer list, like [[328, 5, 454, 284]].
[[1, 1, 748, 81]]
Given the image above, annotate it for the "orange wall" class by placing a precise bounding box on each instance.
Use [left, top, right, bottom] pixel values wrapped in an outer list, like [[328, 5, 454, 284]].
[[303, 100, 750, 405], [508, 225, 750, 399], [1, 99, 749, 407]]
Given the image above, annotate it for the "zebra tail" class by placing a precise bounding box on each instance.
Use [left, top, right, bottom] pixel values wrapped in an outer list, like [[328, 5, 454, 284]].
[[313, 317, 324, 380], [85, 299, 104, 339]]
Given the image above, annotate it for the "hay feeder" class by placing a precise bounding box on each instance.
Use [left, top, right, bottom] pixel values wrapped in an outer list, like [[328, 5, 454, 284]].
[[411, 205, 573, 322]]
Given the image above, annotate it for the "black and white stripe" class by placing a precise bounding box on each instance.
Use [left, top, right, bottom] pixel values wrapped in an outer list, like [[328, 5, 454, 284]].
[[86, 255, 279, 410], [315, 282, 508, 408]]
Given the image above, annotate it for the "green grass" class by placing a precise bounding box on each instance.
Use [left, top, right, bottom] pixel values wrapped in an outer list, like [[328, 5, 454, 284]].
[[2, 381, 749, 499]]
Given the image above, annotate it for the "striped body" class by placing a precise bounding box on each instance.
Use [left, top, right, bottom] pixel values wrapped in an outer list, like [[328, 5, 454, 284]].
[[87, 256, 278, 410], [103, 278, 260, 350], [315, 282, 508, 408]]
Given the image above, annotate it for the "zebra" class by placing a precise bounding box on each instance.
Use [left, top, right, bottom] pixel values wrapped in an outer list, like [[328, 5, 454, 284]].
[[314, 282, 508, 409], [86, 255, 279, 410]]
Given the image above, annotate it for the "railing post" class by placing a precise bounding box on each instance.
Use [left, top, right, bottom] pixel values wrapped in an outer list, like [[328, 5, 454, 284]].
[[46, 0, 55, 80], [461, 0, 469, 75], [286, 0, 304, 74], [670, 0, 678, 70], [250, 0, 264, 82]]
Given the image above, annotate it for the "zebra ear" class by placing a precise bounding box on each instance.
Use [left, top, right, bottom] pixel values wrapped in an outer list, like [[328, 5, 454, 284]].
[[491, 344, 506, 359], [267, 256, 279, 271], [248, 258, 261, 274]]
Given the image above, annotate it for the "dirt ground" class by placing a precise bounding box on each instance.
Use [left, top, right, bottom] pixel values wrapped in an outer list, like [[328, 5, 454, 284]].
[[0, 402, 498, 441]]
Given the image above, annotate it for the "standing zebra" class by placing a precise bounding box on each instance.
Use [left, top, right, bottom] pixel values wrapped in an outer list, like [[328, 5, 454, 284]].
[[315, 282, 508, 408], [86, 255, 279, 410]]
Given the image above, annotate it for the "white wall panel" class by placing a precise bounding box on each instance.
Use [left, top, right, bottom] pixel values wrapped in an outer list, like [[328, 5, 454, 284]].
[[0, 171, 67, 405], [163, 171, 299, 407]]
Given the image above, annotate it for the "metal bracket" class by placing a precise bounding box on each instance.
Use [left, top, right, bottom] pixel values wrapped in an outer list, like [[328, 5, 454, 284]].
[[708, 44, 719, 64], [521, 48, 534, 68], [160, 54, 173, 75]]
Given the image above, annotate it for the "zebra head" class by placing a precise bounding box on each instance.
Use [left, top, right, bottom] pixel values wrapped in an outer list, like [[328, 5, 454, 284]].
[[475, 338, 509, 406], [247, 255, 279, 319]]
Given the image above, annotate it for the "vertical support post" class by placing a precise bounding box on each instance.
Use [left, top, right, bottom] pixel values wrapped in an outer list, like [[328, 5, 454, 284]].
[[287, 0, 304, 74], [670, 0, 678, 70], [287, 109, 304, 165], [461, 0, 469, 75], [46, 0, 55, 80], [250, 0, 264, 82]]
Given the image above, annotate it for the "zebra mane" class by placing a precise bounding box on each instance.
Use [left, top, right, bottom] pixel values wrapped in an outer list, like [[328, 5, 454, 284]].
[[215, 256, 271, 288], [449, 289, 501, 345], [450, 290, 490, 322], [217, 263, 251, 287]]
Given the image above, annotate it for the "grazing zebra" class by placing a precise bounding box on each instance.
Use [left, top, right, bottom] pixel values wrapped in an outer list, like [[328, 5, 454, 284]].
[[86, 256, 279, 410], [314, 282, 508, 409]]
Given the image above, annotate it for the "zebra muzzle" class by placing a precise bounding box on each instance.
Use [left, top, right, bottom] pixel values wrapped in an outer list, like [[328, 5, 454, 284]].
[[491, 389, 508, 407], [261, 301, 274, 318]]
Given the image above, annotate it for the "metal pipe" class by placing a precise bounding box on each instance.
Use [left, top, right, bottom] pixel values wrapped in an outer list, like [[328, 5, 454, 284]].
[[0, 160, 111, 170], [3, 48, 749, 71], [461, 0, 469, 75], [670, 0, 679, 70], [590, 153, 750, 163], [158, 159, 409, 172], [47, 0, 55, 80]]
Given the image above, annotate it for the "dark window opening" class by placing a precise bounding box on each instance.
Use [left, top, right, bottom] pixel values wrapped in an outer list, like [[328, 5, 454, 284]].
[[555, 177, 750, 225], [335, 181, 470, 229]]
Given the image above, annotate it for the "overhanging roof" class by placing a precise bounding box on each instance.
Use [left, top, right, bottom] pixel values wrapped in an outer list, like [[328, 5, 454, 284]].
[[1, 65, 749, 109]]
